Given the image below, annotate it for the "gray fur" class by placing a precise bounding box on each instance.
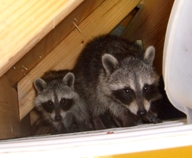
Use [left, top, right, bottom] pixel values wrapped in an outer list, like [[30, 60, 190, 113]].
[[74, 34, 162, 129], [34, 70, 92, 133]]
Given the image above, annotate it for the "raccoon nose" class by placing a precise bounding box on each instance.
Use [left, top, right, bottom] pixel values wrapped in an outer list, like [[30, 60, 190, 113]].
[[137, 110, 147, 116], [54, 115, 62, 122]]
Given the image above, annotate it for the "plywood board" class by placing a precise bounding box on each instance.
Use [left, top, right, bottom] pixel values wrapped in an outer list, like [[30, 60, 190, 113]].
[[18, 0, 141, 120], [122, 0, 174, 74]]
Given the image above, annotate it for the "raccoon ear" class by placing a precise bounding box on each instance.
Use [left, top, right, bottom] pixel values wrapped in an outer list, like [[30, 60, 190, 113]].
[[144, 46, 155, 65], [34, 78, 47, 92], [63, 72, 75, 88], [102, 54, 119, 74]]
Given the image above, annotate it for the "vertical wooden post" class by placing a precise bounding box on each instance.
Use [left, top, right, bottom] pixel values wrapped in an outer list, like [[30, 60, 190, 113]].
[[0, 76, 21, 139]]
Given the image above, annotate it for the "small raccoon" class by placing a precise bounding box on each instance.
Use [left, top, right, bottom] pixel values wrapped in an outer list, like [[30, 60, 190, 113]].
[[74, 34, 162, 129], [33, 70, 91, 134]]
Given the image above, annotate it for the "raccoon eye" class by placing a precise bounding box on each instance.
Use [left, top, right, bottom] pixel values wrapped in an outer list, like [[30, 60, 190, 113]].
[[48, 100, 53, 105], [143, 84, 151, 92], [124, 89, 131, 94], [143, 85, 149, 91], [60, 98, 65, 104]]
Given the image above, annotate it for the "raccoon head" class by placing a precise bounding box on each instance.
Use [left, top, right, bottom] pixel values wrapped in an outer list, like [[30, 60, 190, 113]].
[[101, 46, 161, 117], [34, 72, 76, 122]]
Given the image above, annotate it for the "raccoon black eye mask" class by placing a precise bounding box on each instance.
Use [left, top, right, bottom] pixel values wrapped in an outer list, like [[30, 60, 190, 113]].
[[42, 100, 54, 113], [143, 84, 159, 101], [112, 87, 135, 105], [41, 98, 73, 113], [60, 98, 73, 111]]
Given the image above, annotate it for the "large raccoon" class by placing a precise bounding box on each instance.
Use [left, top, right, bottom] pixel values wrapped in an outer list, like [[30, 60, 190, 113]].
[[34, 70, 91, 134], [73, 34, 162, 129]]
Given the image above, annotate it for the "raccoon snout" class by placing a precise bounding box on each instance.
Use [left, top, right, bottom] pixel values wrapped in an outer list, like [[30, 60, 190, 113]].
[[54, 115, 62, 122], [137, 110, 147, 116]]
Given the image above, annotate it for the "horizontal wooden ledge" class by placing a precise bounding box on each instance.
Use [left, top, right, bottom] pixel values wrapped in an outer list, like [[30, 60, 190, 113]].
[[0, 0, 83, 77]]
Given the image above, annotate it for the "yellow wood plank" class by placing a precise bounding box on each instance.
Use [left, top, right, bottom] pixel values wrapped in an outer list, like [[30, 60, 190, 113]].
[[18, 0, 141, 120], [0, 0, 17, 12], [0, 0, 83, 77], [97, 146, 192, 158]]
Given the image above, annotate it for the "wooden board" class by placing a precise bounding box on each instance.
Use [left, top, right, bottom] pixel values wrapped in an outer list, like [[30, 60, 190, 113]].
[[0, 0, 83, 77], [122, 0, 174, 74], [0, 76, 20, 139], [18, 0, 141, 120], [5, 0, 104, 86]]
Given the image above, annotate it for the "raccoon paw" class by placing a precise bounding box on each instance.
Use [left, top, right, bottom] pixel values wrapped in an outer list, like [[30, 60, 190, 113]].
[[92, 117, 107, 130], [142, 112, 162, 124], [67, 124, 80, 133], [147, 116, 162, 123], [51, 127, 63, 134]]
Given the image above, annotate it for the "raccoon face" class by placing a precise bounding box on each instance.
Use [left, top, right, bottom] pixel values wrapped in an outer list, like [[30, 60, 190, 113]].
[[34, 72, 76, 122], [40, 98, 73, 122], [101, 46, 161, 116]]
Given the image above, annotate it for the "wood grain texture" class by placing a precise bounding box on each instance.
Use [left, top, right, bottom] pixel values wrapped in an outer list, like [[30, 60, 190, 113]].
[[122, 0, 174, 74], [5, 0, 104, 86], [0, 0, 83, 77], [17, 0, 141, 120], [0, 76, 20, 139]]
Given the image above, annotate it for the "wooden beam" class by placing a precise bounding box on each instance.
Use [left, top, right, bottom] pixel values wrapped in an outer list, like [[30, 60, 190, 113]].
[[5, 0, 104, 86], [0, 0, 83, 77], [19, 114, 33, 137], [0, 76, 20, 139], [122, 0, 174, 74], [119, 8, 138, 28], [18, 0, 141, 120]]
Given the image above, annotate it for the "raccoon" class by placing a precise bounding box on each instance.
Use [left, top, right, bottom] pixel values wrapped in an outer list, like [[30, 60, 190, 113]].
[[73, 34, 162, 129], [33, 70, 91, 134]]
